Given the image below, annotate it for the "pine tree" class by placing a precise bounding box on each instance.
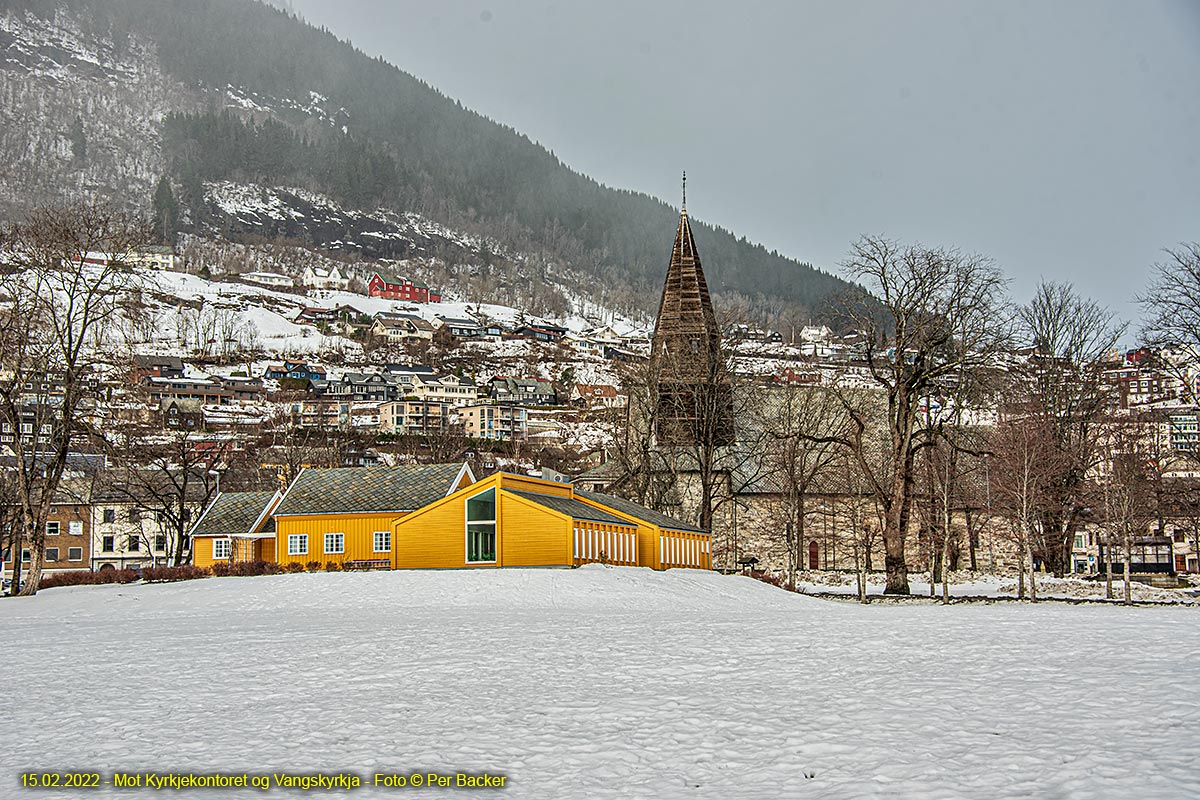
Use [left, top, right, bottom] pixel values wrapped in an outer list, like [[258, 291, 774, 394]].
[[152, 175, 179, 245]]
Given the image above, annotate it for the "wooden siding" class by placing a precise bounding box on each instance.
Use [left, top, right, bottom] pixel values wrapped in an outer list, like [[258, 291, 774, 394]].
[[571, 521, 639, 567], [193, 536, 274, 568], [657, 530, 711, 570], [193, 536, 218, 568], [275, 513, 402, 568], [500, 491, 571, 567], [573, 495, 711, 571], [393, 488, 475, 569]]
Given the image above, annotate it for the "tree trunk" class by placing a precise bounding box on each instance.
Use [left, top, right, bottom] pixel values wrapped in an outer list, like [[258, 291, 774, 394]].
[[883, 476, 911, 595], [1026, 538, 1037, 603], [16, 521, 42, 597], [966, 508, 978, 572], [1104, 534, 1114, 600], [1123, 529, 1133, 606], [8, 524, 25, 597]]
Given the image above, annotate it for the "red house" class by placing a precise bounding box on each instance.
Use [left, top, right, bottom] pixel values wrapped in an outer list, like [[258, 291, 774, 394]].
[[367, 271, 442, 303]]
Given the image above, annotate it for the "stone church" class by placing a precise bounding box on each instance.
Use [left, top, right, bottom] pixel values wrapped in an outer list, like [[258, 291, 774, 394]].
[[574, 180, 1021, 579]]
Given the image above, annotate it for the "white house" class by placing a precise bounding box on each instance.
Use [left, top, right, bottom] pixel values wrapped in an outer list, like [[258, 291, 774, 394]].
[[242, 272, 295, 289], [302, 264, 351, 291]]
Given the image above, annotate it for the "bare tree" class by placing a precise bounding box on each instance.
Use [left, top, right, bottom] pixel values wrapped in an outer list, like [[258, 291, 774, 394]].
[[0, 204, 148, 595], [834, 236, 1012, 594], [1098, 416, 1158, 604], [990, 415, 1068, 601], [1018, 281, 1125, 576], [1139, 242, 1200, 401], [756, 381, 848, 586]]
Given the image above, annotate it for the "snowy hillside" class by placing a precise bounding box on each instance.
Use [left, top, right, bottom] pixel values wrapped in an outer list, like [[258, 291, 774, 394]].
[[5, 568, 1198, 799]]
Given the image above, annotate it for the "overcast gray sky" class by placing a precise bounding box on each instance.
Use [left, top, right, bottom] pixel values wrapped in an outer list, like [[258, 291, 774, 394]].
[[289, 0, 1200, 324]]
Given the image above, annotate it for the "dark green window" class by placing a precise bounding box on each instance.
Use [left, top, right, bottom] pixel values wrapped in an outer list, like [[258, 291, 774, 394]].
[[466, 488, 496, 563]]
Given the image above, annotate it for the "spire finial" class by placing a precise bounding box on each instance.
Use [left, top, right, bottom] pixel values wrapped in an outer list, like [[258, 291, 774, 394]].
[[682, 170, 687, 214]]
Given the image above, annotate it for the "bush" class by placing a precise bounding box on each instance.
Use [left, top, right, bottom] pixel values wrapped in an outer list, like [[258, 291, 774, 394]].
[[305, 560, 321, 572], [325, 560, 342, 572], [142, 565, 208, 583], [285, 562, 305, 573], [39, 569, 140, 590], [230, 560, 284, 577], [210, 561, 235, 577]]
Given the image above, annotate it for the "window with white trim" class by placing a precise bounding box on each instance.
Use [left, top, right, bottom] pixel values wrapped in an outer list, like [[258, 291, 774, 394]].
[[46, 521, 60, 536], [466, 488, 496, 563], [374, 531, 391, 553], [324, 533, 345, 554], [68, 547, 83, 562], [288, 534, 308, 556], [69, 520, 83, 536], [212, 538, 231, 560], [45, 547, 59, 561]]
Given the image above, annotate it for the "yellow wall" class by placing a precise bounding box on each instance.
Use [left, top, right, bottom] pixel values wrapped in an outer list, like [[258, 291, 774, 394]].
[[193, 536, 217, 568], [193, 536, 275, 568], [500, 492, 571, 567], [394, 474, 577, 569], [275, 513, 402, 567], [394, 489, 479, 568]]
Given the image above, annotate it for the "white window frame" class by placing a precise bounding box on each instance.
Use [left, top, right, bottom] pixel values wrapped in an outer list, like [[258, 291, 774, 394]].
[[45, 547, 59, 562], [373, 530, 390, 553], [464, 487, 497, 564], [288, 534, 308, 556], [67, 547, 83, 562], [69, 520, 83, 536], [212, 538, 232, 560], [46, 521, 59, 536], [324, 532, 345, 555]]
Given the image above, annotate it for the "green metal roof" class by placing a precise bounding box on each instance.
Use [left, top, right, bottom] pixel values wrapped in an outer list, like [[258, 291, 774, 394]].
[[506, 490, 631, 526], [275, 464, 465, 516], [191, 491, 277, 537]]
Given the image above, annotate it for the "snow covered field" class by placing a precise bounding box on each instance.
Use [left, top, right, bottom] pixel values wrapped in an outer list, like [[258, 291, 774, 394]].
[[4, 568, 1199, 799]]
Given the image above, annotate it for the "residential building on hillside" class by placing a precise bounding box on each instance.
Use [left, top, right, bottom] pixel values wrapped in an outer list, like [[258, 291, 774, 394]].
[[311, 372, 405, 402], [301, 264, 350, 290], [241, 272, 295, 288], [460, 403, 528, 441], [434, 315, 483, 339], [380, 400, 451, 436], [133, 354, 185, 379], [488, 376, 558, 406], [265, 361, 327, 383], [367, 271, 441, 302], [411, 373, 479, 406], [371, 312, 436, 341], [570, 384, 625, 409], [127, 245, 179, 272]]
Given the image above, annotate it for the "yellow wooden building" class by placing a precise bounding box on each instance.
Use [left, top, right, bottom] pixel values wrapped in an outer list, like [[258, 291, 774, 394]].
[[271, 463, 475, 569], [392, 472, 711, 571], [191, 490, 281, 568], [574, 488, 711, 570]]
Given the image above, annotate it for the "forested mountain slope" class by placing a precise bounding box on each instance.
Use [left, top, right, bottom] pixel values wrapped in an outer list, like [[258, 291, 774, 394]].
[[0, 0, 855, 326]]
